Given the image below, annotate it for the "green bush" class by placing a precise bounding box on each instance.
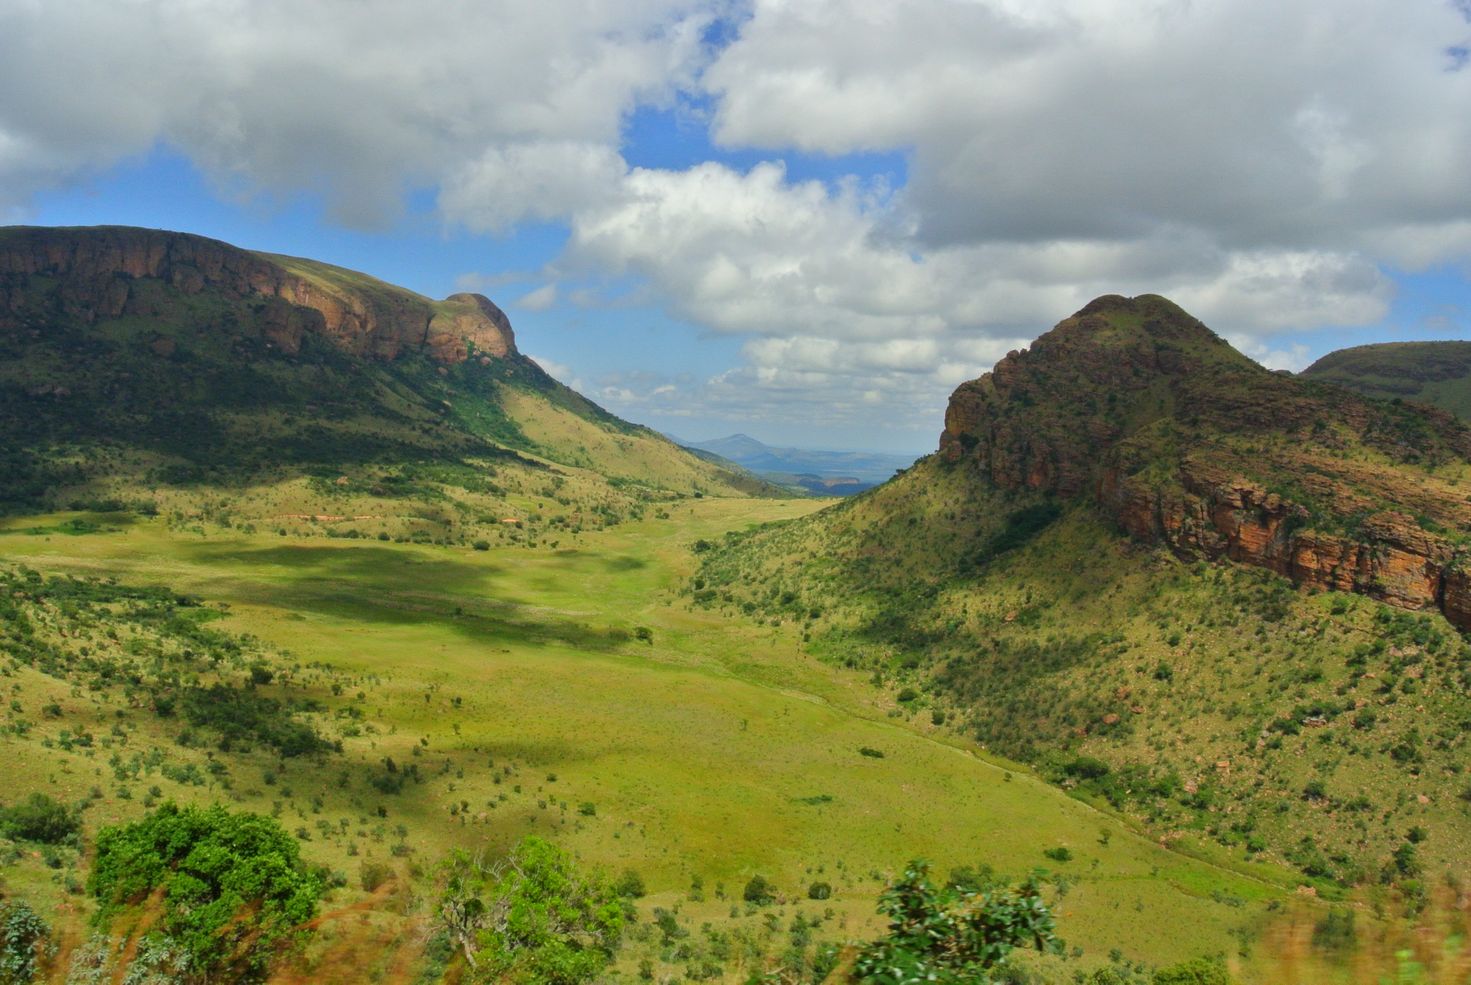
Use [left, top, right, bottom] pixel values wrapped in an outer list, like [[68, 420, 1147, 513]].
[[613, 868, 646, 899], [89, 803, 322, 983], [438, 836, 627, 984], [0, 899, 49, 984], [1152, 957, 1231, 984], [807, 881, 832, 901], [742, 874, 776, 905], [853, 861, 1059, 984], [0, 793, 79, 845]]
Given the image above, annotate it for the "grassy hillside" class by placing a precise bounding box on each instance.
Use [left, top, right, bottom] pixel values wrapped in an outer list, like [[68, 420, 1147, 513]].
[[0, 502, 1296, 983], [0, 225, 777, 530], [1302, 341, 1471, 420], [695, 297, 1471, 905]]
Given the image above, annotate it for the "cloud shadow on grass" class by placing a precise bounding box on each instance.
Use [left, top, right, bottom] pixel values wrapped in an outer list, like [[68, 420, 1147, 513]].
[[185, 542, 628, 653]]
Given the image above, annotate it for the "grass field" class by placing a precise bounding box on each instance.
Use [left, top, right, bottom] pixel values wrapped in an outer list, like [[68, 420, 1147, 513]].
[[0, 496, 1317, 982]]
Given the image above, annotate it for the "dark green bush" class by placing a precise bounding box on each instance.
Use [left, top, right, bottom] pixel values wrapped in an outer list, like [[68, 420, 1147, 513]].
[[0, 793, 79, 845], [742, 874, 776, 905]]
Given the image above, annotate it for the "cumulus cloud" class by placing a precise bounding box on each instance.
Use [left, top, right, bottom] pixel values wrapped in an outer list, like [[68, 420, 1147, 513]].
[[705, 0, 1471, 262], [5, 0, 1466, 442], [0, 0, 709, 225], [557, 157, 1395, 431]]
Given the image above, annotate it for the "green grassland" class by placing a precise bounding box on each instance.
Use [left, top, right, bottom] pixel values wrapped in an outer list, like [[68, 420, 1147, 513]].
[[694, 458, 1471, 911], [0, 493, 1308, 983]]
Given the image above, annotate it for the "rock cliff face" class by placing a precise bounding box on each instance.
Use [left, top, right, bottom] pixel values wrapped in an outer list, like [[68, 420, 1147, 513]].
[[0, 225, 515, 364], [940, 294, 1471, 628]]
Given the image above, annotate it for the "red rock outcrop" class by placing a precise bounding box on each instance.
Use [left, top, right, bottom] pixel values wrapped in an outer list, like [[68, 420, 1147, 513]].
[[0, 225, 515, 364], [941, 294, 1471, 629]]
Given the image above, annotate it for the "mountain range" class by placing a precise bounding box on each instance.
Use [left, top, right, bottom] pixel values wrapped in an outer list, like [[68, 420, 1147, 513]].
[[670, 433, 921, 495]]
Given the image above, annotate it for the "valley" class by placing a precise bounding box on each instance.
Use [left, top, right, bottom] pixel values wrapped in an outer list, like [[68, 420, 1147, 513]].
[[2, 499, 1284, 983], [1, 230, 1468, 984]]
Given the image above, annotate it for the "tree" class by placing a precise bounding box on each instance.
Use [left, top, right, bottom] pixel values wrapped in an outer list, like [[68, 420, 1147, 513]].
[[89, 803, 321, 983], [853, 861, 1060, 985], [438, 836, 628, 985]]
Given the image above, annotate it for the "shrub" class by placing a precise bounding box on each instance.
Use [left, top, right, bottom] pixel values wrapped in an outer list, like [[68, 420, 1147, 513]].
[[0, 793, 79, 845], [858, 747, 886, 759], [807, 881, 832, 901], [613, 869, 646, 899], [742, 875, 776, 905], [0, 898, 49, 984], [1152, 958, 1231, 984], [437, 836, 626, 984], [360, 860, 394, 893], [1042, 847, 1073, 863]]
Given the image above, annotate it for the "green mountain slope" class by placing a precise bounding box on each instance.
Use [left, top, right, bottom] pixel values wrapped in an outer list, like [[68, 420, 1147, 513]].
[[0, 225, 777, 531], [696, 295, 1471, 893], [1301, 340, 1471, 420]]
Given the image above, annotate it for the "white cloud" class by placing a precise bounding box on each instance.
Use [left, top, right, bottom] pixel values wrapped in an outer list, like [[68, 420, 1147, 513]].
[[526, 353, 582, 390], [705, 0, 1471, 261], [514, 283, 559, 311], [554, 157, 1395, 431], [440, 143, 628, 233], [5, 0, 1467, 443], [0, 0, 710, 225]]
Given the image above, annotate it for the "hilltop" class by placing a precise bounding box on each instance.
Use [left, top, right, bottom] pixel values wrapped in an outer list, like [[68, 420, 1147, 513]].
[[0, 225, 776, 539], [696, 295, 1471, 892], [1301, 339, 1471, 420]]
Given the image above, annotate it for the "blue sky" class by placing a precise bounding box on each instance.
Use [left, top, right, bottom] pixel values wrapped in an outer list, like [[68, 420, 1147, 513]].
[[4, 0, 1470, 454]]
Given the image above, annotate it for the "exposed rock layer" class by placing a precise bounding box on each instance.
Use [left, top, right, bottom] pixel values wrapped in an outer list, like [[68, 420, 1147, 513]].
[[0, 225, 515, 363], [939, 294, 1471, 628]]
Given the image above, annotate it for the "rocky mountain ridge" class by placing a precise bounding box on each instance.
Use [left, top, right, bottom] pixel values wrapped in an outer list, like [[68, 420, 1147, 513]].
[[938, 294, 1471, 627], [0, 225, 515, 363]]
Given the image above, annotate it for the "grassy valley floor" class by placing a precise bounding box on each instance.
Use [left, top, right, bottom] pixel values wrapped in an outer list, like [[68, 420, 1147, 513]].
[[0, 496, 1318, 982]]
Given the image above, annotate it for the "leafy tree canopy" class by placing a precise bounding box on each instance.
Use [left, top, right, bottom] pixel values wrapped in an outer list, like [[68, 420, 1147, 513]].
[[88, 802, 321, 983], [439, 835, 628, 985], [854, 860, 1060, 985]]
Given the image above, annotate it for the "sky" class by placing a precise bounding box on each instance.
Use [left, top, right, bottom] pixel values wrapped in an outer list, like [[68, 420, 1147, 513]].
[[3, 0, 1470, 454]]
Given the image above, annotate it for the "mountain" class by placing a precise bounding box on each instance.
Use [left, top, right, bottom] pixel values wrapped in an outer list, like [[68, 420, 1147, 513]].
[[678, 433, 920, 495], [0, 225, 778, 529], [1300, 340, 1471, 420], [695, 294, 1471, 889]]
